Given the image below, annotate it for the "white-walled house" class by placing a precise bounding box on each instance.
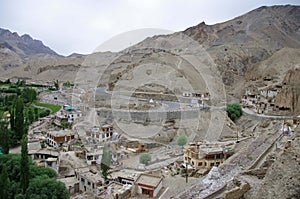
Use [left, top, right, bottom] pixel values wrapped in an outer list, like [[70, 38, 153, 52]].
[[86, 150, 103, 165], [75, 168, 104, 194], [86, 125, 118, 143]]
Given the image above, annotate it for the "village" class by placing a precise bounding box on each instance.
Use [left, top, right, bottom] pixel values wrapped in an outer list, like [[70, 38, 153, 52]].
[[3, 78, 294, 199]]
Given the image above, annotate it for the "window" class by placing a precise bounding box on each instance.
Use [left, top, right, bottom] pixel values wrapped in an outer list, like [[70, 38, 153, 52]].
[[198, 162, 203, 166]]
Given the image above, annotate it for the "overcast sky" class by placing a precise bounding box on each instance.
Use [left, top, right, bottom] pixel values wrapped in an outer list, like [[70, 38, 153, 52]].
[[1, 0, 299, 55]]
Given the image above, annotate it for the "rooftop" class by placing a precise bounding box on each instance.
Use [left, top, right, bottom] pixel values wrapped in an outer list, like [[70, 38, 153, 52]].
[[136, 174, 162, 188], [102, 124, 113, 128], [58, 177, 78, 187], [76, 168, 103, 184], [28, 148, 59, 157], [46, 157, 58, 162], [28, 141, 42, 151], [110, 169, 142, 181], [47, 129, 74, 137], [186, 142, 235, 155]]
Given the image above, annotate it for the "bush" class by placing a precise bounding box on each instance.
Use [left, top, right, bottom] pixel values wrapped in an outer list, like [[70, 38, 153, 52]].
[[39, 109, 50, 118], [226, 103, 242, 122], [177, 135, 187, 148], [139, 153, 151, 165], [0, 154, 64, 199]]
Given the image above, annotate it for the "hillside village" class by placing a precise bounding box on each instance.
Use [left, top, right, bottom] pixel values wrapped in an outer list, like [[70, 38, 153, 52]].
[[0, 4, 300, 199], [2, 70, 298, 198]]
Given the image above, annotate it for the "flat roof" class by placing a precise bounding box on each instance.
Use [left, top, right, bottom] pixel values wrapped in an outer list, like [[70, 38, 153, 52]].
[[102, 124, 113, 128], [46, 157, 58, 162], [28, 149, 59, 156], [47, 129, 74, 137], [28, 141, 42, 151], [86, 151, 103, 156], [110, 169, 142, 181], [58, 177, 78, 187], [76, 168, 102, 183], [136, 174, 162, 188]]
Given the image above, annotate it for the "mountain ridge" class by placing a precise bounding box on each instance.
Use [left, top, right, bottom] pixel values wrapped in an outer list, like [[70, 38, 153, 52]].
[[0, 28, 60, 57]]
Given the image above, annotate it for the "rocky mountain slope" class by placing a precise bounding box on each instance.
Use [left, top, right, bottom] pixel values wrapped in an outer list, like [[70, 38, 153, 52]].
[[0, 29, 88, 81], [0, 5, 299, 99], [0, 28, 59, 57], [131, 5, 299, 87]]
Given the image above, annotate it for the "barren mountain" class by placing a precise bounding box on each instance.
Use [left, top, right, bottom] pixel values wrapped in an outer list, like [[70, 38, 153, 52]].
[[130, 5, 299, 87], [0, 5, 299, 94], [0, 28, 59, 57]]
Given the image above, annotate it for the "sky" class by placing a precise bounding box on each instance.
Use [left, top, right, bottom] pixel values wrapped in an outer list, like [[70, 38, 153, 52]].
[[1, 0, 299, 56]]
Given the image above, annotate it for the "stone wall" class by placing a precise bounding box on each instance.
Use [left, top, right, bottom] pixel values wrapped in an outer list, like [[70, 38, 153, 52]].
[[223, 181, 250, 199]]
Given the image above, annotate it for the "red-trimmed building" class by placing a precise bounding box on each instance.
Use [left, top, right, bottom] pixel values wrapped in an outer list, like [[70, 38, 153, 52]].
[[135, 174, 163, 198]]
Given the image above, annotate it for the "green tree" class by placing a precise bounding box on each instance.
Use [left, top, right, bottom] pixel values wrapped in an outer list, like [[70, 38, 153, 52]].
[[0, 121, 10, 154], [0, 164, 9, 199], [177, 135, 187, 148], [21, 88, 37, 104], [226, 103, 242, 122], [39, 109, 50, 118], [61, 121, 71, 129], [27, 108, 34, 124], [26, 175, 69, 199], [29, 165, 56, 179], [0, 154, 61, 199], [34, 108, 38, 121], [10, 106, 15, 131], [15, 98, 25, 140], [100, 144, 111, 183], [20, 135, 29, 194], [139, 153, 151, 165], [54, 80, 59, 90]]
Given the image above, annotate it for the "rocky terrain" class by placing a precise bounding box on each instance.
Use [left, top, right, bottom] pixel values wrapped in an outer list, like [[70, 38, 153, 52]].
[[0, 28, 87, 81], [1, 5, 299, 199], [1, 6, 299, 100], [275, 69, 300, 115], [0, 28, 58, 57], [95, 5, 300, 113]]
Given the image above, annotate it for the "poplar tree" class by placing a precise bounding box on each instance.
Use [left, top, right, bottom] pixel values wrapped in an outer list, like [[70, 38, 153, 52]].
[[100, 144, 111, 183], [0, 121, 10, 154], [0, 165, 9, 199], [20, 134, 29, 194], [15, 98, 24, 140]]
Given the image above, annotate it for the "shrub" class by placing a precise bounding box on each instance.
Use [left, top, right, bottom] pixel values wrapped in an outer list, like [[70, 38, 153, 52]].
[[139, 153, 151, 165], [226, 103, 242, 122]]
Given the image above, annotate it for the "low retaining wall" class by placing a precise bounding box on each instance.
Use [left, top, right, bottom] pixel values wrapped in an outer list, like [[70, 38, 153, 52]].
[[223, 182, 250, 199]]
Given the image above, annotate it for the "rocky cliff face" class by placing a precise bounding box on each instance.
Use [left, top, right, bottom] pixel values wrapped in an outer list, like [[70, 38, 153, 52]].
[[275, 69, 300, 115]]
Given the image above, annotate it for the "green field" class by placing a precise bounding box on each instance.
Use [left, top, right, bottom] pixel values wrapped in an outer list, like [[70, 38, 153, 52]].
[[34, 101, 61, 113]]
